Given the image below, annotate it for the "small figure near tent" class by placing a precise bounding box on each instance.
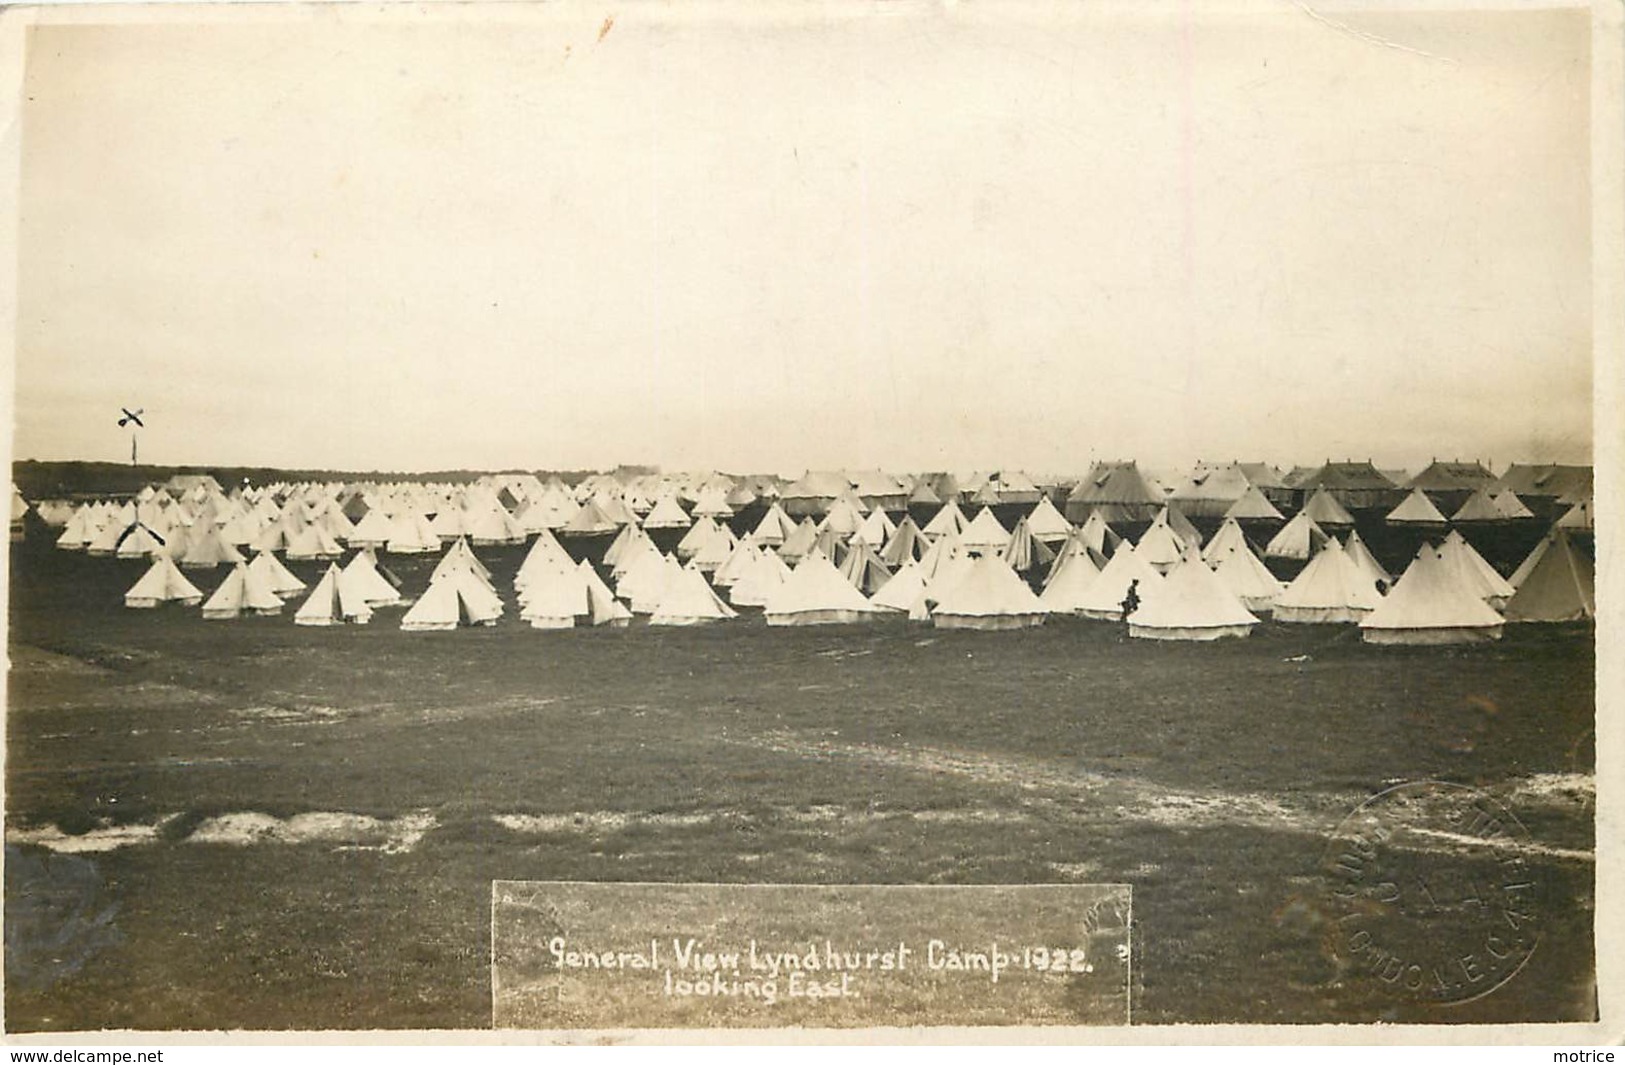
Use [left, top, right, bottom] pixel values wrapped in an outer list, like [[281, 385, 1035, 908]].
[[1120, 579, 1142, 622]]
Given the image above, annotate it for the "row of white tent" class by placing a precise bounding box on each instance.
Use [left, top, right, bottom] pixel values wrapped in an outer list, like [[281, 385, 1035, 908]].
[[48, 489, 533, 559], [72, 470, 1579, 567], [1226, 482, 1590, 532], [17, 457, 1594, 546], [53, 486, 1080, 566], [46, 475, 1596, 571], [119, 494, 1592, 640]]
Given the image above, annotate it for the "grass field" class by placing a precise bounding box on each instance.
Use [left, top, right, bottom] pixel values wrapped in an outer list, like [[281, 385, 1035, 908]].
[[3, 527, 1595, 1032]]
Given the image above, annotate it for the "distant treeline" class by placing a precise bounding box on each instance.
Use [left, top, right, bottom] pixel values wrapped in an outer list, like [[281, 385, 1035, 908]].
[[11, 460, 660, 499]]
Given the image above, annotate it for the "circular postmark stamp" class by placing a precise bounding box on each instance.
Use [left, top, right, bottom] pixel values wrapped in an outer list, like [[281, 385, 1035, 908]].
[[1321, 780, 1542, 1006]]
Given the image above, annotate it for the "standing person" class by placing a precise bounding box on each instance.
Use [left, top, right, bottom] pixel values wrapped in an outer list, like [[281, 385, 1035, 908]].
[[1120, 578, 1141, 622]]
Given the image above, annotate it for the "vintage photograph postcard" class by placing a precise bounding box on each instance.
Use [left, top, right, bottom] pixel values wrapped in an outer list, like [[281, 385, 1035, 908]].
[[1, 0, 1617, 1044]]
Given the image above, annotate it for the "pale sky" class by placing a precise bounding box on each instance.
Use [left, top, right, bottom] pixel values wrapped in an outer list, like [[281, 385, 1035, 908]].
[[13, 2, 1593, 476]]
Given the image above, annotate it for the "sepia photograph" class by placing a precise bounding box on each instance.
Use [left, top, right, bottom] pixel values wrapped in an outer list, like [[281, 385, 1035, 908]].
[[1, 0, 1615, 1043]]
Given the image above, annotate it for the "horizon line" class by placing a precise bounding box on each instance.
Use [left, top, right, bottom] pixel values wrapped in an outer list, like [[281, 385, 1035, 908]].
[[9, 452, 1596, 484]]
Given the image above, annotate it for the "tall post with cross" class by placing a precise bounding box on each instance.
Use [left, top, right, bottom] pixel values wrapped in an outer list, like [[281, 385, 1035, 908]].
[[118, 407, 145, 466]]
